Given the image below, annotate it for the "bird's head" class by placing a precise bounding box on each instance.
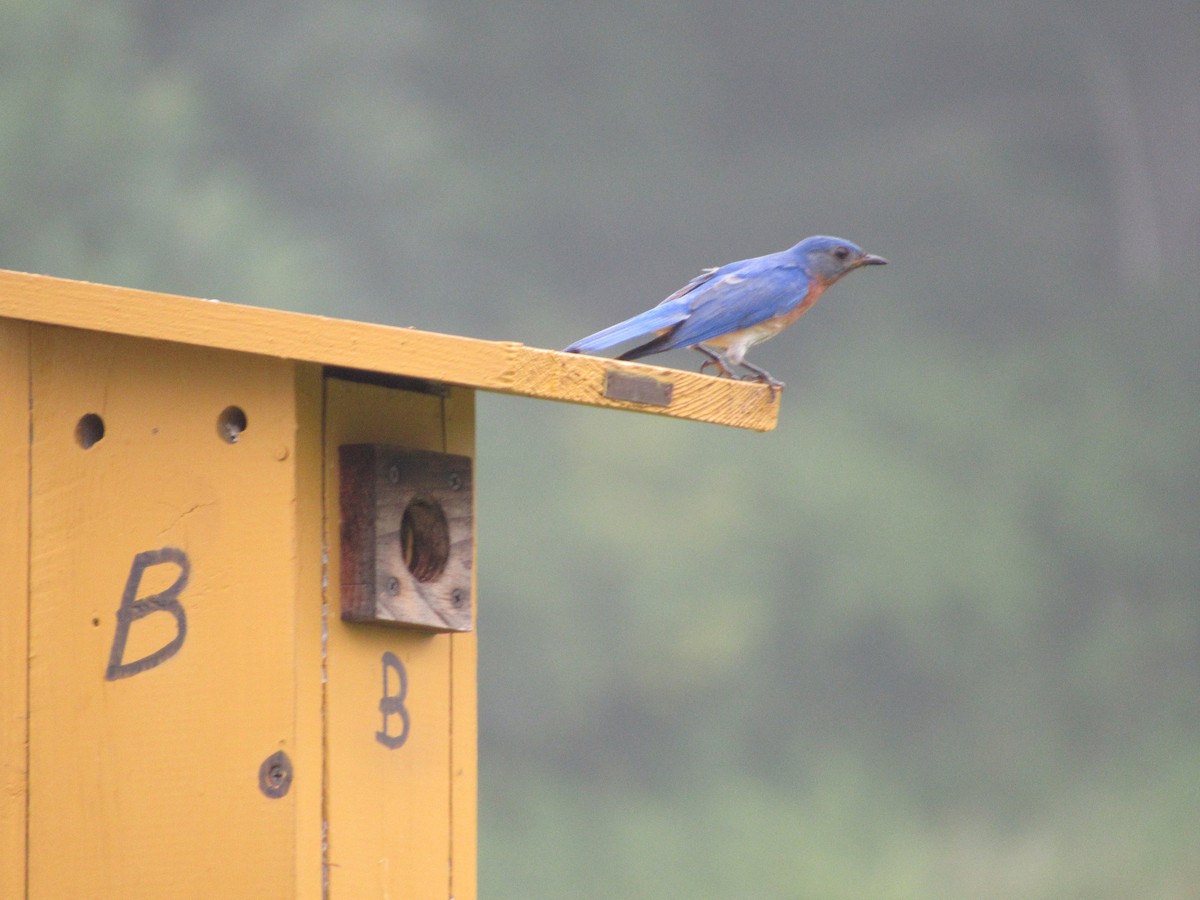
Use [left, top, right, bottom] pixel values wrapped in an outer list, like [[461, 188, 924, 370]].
[[795, 235, 887, 285]]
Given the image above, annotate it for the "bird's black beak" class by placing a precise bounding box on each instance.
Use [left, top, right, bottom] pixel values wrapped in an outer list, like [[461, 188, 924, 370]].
[[860, 254, 888, 266]]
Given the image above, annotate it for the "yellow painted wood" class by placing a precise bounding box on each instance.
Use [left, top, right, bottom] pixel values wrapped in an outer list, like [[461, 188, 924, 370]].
[[0, 268, 778, 431], [27, 326, 319, 897], [322, 377, 476, 898], [442, 386, 478, 900], [290, 363, 328, 900], [0, 320, 30, 900]]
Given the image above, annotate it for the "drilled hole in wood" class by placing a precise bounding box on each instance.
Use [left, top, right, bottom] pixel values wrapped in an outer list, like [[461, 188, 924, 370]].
[[400, 496, 450, 583], [75, 413, 105, 449], [217, 406, 248, 443]]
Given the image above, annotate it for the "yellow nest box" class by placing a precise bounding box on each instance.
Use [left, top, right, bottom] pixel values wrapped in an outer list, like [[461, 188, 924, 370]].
[[0, 269, 776, 898]]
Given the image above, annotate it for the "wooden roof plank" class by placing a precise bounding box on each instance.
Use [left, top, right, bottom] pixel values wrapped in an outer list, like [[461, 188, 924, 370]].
[[0, 269, 778, 431]]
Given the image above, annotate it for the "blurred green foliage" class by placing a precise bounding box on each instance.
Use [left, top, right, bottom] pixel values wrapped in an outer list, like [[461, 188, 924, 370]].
[[6, 0, 1198, 895]]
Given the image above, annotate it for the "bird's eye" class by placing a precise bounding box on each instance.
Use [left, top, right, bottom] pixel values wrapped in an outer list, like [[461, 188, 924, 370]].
[[833, 246, 850, 261]]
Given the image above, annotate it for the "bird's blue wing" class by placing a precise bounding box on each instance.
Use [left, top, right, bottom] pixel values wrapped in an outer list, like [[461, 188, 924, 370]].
[[563, 266, 722, 353], [564, 251, 810, 355], [661, 266, 722, 303], [654, 258, 810, 351]]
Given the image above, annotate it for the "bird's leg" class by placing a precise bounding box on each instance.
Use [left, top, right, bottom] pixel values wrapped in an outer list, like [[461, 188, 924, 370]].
[[693, 345, 736, 378], [736, 359, 784, 399], [694, 347, 781, 399]]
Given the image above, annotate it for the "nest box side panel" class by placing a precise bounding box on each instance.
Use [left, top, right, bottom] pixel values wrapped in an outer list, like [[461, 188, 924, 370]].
[[26, 326, 309, 897], [323, 376, 477, 899]]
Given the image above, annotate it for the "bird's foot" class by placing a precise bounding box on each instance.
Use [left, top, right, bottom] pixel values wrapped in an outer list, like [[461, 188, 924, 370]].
[[696, 348, 781, 398], [698, 357, 736, 379], [739, 372, 784, 400], [730, 360, 783, 400]]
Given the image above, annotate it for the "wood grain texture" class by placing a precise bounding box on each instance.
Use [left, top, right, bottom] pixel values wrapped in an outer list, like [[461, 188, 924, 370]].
[[0, 320, 29, 900], [339, 444, 473, 632], [0, 268, 779, 431]]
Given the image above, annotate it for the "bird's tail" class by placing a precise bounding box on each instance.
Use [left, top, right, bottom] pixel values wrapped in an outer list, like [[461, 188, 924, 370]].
[[563, 303, 688, 354]]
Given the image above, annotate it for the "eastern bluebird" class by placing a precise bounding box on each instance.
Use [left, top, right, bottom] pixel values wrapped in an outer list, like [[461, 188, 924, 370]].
[[564, 235, 886, 394]]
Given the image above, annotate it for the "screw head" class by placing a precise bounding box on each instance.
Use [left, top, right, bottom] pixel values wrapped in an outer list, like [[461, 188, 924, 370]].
[[258, 750, 293, 799]]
